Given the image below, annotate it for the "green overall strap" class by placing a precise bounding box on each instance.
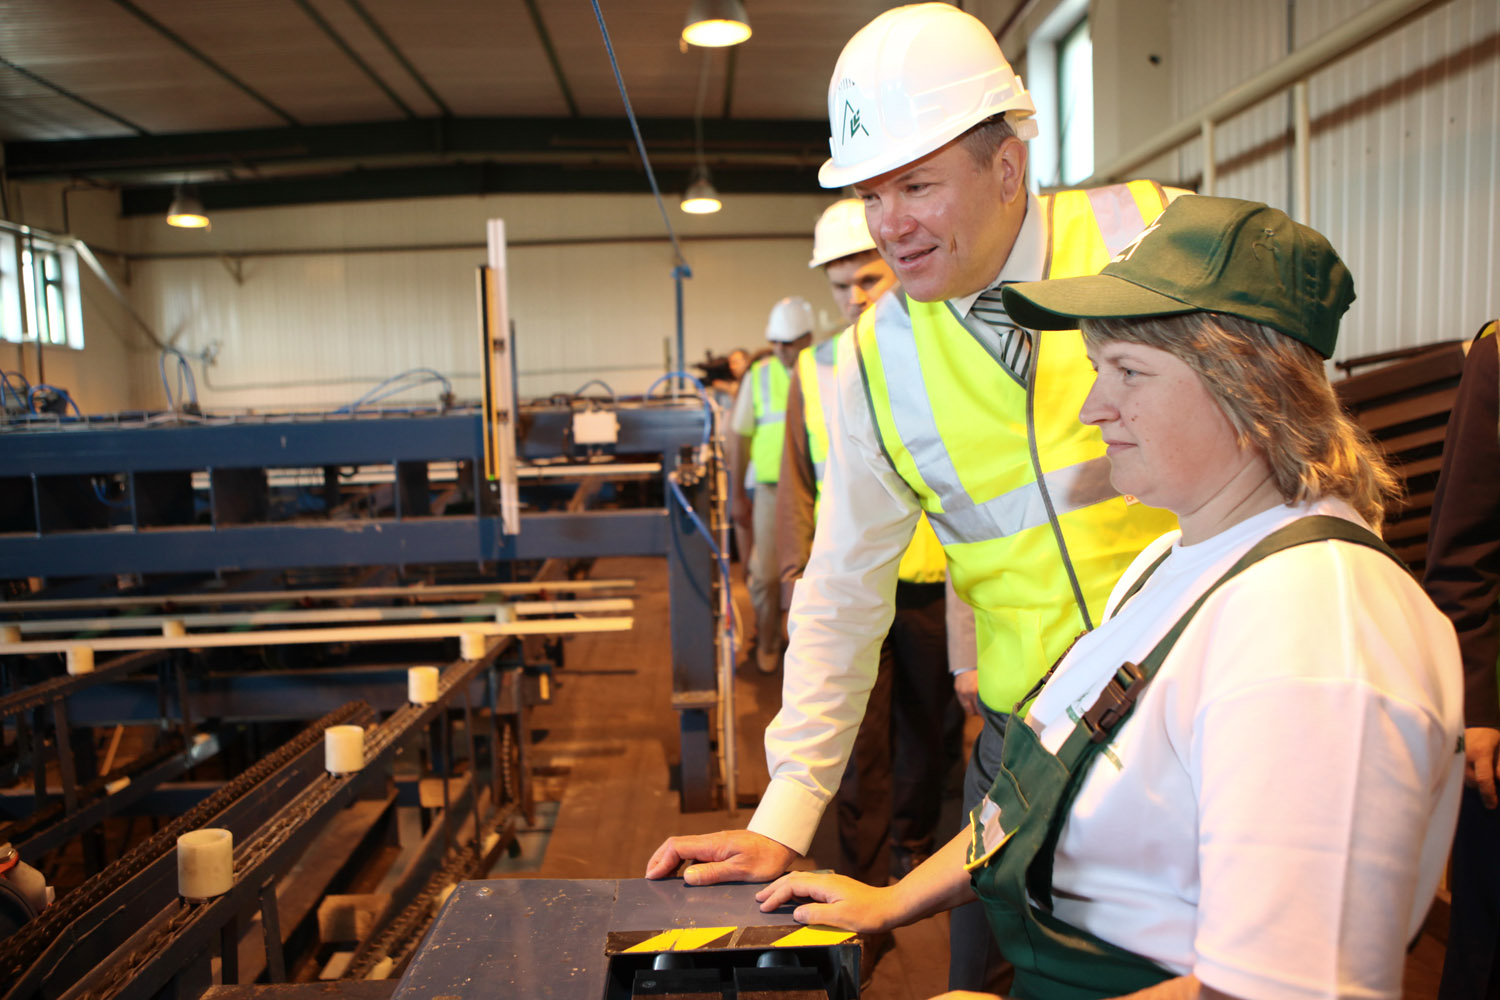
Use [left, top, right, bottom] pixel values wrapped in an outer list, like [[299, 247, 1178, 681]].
[[1027, 514, 1400, 908], [1010, 544, 1175, 715]]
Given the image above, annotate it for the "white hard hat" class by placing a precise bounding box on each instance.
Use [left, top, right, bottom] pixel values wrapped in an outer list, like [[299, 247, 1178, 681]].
[[819, 3, 1038, 189], [765, 296, 816, 343], [808, 198, 877, 269]]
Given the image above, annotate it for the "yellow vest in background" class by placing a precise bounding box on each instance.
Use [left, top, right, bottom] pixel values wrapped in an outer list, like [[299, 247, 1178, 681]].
[[799, 332, 946, 584], [855, 180, 1186, 713], [749, 356, 790, 485]]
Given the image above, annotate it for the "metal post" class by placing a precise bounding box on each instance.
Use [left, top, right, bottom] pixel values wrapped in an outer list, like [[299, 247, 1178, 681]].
[[259, 882, 286, 983], [441, 709, 454, 855], [485, 666, 502, 817], [461, 690, 479, 846], [219, 913, 240, 985], [1200, 120, 1216, 195], [1293, 81, 1312, 223], [673, 264, 692, 391], [52, 697, 80, 814]]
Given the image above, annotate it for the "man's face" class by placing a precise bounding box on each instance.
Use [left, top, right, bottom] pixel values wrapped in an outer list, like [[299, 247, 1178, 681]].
[[728, 349, 750, 380], [824, 251, 896, 325], [854, 136, 1026, 304], [774, 333, 812, 368]]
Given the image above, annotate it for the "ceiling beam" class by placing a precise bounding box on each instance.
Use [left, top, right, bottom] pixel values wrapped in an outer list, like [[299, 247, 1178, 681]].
[[110, 0, 300, 126], [117, 160, 827, 214], [3, 116, 831, 180], [343, 0, 452, 117], [522, 0, 580, 118], [291, 0, 415, 119], [0, 55, 150, 137]]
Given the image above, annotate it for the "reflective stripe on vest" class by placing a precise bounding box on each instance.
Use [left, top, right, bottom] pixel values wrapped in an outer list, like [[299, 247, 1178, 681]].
[[861, 301, 1118, 544], [799, 337, 840, 484], [855, 180, 1187, 713], [801, 331, 946, 584], [750, 356, 790, 484]]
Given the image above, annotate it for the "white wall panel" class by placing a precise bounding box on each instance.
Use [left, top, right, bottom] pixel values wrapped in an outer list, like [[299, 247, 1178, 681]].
[[119, 192, 838, 412], [1167, 0, 1499, 361]]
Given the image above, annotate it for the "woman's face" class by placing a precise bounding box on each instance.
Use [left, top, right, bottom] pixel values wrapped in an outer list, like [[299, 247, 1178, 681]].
[[1079, 339, 1250, 518]]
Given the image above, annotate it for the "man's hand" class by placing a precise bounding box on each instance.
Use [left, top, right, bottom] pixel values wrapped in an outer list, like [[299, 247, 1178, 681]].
[[953, 670, 980, 716], [645, 830, 799, 885], [754, 871, 899, 934], [1464, 727, 1500, 808]]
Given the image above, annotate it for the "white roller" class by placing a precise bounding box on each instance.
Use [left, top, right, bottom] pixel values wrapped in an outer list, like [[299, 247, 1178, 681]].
[[324, 725, 366, 775], [177, 828, 233, 899], [460, 631, 489, 661], [66, 646, 94, 675], [408, 666, 439, 705]]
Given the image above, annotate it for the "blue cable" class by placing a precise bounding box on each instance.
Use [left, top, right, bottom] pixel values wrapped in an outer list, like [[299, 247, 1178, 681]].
[[571, 378, 618, 402], [589, 0, 686, 270], [28, 384, 82, 417], [1, 370, 31, 412], [337, 368, 454, 414], [667, 474, 738, 665], [158, 349, 199, 409], [645, 370, 714, 445]]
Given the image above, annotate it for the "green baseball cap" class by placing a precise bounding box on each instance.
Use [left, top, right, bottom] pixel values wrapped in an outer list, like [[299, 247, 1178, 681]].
[[1000, 195, 1355, 358]]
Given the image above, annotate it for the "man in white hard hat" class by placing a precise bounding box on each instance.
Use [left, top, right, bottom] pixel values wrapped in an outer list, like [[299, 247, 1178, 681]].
[[729, 297, 814, 674], [650, 4, 1184, 988], [779, 199, 964, 893]]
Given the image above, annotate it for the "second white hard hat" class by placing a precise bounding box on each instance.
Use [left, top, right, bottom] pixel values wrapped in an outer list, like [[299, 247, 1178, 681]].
[[819, 3, 1038, 189], [808, 198, 877, 269], [765, 296, 816, 343]]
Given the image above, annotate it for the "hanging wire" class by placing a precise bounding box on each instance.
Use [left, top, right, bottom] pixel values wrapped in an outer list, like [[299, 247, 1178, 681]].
[[692, 48, 712, 178], [589, 0, 687, 270]]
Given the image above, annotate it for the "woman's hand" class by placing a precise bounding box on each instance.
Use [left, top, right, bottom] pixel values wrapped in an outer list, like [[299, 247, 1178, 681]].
[[754, 871, 901, 934]]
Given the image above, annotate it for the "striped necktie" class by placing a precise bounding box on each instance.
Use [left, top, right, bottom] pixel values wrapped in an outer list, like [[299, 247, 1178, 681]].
[[970, 286, 1033, 381]]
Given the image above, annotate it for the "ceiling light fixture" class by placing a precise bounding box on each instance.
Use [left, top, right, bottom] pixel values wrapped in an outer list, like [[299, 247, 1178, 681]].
[[681, 167, 722, 214], [166, 185, 210, 229], [681, 52, 723, 215], [681, 0, 751, 47]]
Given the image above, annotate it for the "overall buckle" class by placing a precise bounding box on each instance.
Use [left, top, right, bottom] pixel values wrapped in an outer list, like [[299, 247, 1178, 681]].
[[1081, 661, 1146, 744]]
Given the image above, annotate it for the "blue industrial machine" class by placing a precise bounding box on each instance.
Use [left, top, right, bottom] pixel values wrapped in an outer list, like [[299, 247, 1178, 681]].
[[0, 393, 734, 1000]]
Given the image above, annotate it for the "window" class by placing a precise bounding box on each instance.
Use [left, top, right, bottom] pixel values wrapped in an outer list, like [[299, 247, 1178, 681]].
[[1, 229, 84, 349], [1025, 0, 1094, 191], [1056, 16, 1094, 187]]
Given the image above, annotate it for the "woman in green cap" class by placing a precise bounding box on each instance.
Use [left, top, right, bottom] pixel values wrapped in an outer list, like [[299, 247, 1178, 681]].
[[754, 196, 1464, 1000]]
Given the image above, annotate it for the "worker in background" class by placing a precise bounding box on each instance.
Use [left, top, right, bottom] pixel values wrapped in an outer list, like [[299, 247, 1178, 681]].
[[729, 300, 813, 674], [780, 198, 961, 890], [648, 4, 1184, 990], [1426, 319, 1500, 1000]]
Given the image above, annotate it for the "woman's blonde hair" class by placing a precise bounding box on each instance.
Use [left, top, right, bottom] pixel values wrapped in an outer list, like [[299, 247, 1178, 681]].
[[1079, 312, 1401, 528]]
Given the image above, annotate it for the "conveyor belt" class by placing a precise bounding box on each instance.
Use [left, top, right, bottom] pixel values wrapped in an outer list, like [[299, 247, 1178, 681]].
[[2, 701, 367, 996]]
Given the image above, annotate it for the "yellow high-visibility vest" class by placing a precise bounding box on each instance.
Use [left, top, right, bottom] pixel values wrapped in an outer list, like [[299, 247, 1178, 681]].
[[749, 356, 790, 485], [799, 332, 946, 584], [855, 180, 1187, 713]]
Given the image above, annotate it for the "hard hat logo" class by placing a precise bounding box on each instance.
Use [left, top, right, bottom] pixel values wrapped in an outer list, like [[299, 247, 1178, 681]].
[[842, 101, 870, 141], [818, 2, 1037, 190]]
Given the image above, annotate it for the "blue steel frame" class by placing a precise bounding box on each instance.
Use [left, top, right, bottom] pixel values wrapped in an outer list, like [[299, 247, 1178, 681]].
[[0, 402, 723, 810]]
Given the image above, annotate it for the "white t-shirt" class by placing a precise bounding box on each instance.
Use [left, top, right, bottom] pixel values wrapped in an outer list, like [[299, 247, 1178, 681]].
[[1025, 497, 1463, 1000]]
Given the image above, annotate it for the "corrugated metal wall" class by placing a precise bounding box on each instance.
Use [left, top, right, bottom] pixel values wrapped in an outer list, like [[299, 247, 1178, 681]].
[[121, 193, 838, 412], [1168, 0, 1498, 361]]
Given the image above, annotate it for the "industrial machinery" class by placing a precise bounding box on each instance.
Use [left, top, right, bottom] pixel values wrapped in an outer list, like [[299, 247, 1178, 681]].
[[0, 382, 734, 997]]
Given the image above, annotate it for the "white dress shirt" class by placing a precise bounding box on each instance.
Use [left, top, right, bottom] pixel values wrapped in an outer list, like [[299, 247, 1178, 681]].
[[748, 192, 1049, 854]]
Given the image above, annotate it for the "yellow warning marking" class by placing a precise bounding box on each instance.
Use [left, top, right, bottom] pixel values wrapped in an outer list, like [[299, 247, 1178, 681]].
[[771, 925, 856, 948], [623, 926, 736, 953]]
